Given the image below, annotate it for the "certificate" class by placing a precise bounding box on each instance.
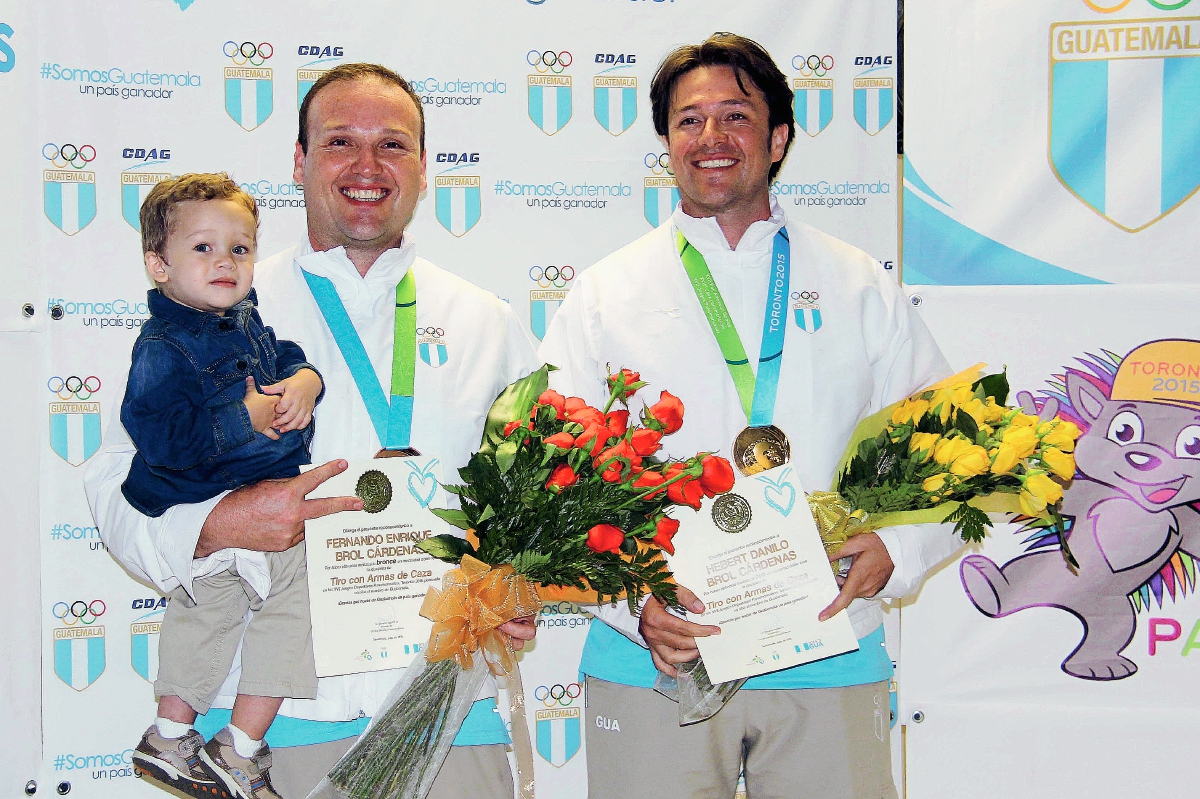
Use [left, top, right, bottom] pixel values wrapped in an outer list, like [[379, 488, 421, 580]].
[[304, 457, 455, 677], [666, 466, 859, 684]]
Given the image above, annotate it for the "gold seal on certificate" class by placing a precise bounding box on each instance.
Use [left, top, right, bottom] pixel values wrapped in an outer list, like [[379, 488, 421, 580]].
[[732, 425, 791, 476]]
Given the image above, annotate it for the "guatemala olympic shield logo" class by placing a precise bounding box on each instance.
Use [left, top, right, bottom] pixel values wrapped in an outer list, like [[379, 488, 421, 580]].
[[793, 55, 834, 137], [48, 375, 102, 466], [529, 265, 574, 340], [52, 600, 106, 691], [223, 40, 274, 131], [594, 75, 636, 135], [1049, 17, 1200, 232], [528, 50, 573, 135], [130, 608, 165, 682], [43, 143, 97, 236], [534, 683, 583, 767], [434, 175, 481, 236], [643, 152, 680, 228], [418, 326, 449, 368], [121, 169, 172, 231], [853, 75, 894, 136], [792, 290, 822, 333]]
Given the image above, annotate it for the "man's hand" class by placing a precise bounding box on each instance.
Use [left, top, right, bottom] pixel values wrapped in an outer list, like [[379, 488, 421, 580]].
[[243, 377, 281, 440], [639, 585, 721, 677], [499, 616, 538, 652], [195, 460, 363, 557], [261, 368, 323, 433], [818, 532, 894, 621]]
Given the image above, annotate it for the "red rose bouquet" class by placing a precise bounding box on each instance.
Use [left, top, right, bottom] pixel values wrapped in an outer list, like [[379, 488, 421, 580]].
[[315, 365, 734, 799]]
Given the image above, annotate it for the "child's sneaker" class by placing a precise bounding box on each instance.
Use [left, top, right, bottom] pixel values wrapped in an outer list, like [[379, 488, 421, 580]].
[[198, 727, 283, 799], [131, 725, 218, 790]]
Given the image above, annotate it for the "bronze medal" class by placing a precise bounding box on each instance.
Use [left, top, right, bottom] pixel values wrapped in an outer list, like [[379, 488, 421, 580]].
[[374, 447, 421, 459], [732, 425, 790, 476]]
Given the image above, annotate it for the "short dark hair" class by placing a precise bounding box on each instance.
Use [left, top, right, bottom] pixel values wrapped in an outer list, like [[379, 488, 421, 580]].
[[140, 173, 258, 256], [298, 63, 425, 154], [650, 33, 794, 181]]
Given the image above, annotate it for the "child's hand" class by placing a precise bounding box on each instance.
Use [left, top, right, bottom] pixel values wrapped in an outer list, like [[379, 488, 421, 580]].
[[260, 368, 322, 433], [243, 377, 281, 440]]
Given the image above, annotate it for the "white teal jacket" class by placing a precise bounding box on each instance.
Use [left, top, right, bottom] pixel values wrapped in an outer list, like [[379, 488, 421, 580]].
[[84, 237, 540, 721], [537, 200, 964, 645]]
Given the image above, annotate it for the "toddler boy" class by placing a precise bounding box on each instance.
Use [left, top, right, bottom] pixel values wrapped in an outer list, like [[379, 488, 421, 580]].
[[121, 173, 322, 799]]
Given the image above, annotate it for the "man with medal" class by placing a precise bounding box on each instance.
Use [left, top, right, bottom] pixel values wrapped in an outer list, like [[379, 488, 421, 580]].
[[85, 64, 539, 799], [538, 34, 964, 799]]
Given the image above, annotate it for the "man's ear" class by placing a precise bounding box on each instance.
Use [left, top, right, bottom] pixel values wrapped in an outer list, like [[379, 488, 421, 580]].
[[419, 149, 428, 194], [770, 123, 790, 165], [293, 141, 306, 186], [145, 251, 169, 285]]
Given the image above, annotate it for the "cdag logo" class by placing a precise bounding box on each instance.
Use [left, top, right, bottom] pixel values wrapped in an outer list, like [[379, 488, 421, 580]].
[[1049, 17, 1200, 232], [434, 152, 481, 236], [130, 602, 166, 682], [962, 340, 1200, 680], [121, 147, 172, 232], [52, 600, 106, 691], [792, 55, 834, 137], [48, 375, 101, 466], [43, 143, 97, 235], [529, 265, 575, 340], [593, 53, 637, 136], [223, 40, 273, 131], [296, 44, 345, 110], [643, 152, 679, 227], [417, 326, 448, 368], [852, 56, 894, 136], [534, 683, 582, 767], [527, 50, 573, 135]]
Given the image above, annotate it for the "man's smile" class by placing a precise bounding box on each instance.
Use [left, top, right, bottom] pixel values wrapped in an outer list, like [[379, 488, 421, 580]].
[[340, 187, 389, 202]]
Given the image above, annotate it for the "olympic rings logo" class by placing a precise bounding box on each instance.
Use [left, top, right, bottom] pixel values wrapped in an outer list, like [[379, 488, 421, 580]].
[[223, 41, 274, 66], [48, 375, 101, 400], [416, 327, 445, 338], [529, 265, 575, 288], [792, 55, 835, 77], [527, 50, 572, 73], [644, 152, 673, 176], [53, 600, 107, 626], [792, 290, 819, 303], [1083, 0, 1192, 11], [43, 143, 96, 170], [534, 683, 582, 707]]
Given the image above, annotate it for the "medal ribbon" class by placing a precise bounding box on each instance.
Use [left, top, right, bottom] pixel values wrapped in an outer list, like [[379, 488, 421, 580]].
[[301, 268, 417, 450], [676, 228, 790, 426]]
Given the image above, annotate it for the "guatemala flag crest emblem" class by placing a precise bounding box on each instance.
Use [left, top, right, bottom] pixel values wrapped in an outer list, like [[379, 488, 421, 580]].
[[792, 290, 822, 333], [44, 170, 97, 236], [528, 75, 573, 135], [535, 708, 581, 767], [419, 334, 448, 368], [793, 78, 834, 136], [130, 613, 164, 682], [434, 175, 481, 237], [852, 75, 894, 135], [54, 625, 106, 691], [297, 67, 330, 109], [593, 76, 637, 135], [224, 67, 274, 131], [49, 400, 102, 466], [644, 177, 680, 227], [121, 171, 172, 231], [1048, 18, 1200, 232]]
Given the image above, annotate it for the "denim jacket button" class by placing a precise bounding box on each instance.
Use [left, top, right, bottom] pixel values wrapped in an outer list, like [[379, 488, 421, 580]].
[[236, 360, 248, 370]]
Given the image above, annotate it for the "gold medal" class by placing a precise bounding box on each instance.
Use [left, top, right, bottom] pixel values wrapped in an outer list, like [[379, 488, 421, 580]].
[[732, 425, 790, 476], [374, 447, 421, 459]]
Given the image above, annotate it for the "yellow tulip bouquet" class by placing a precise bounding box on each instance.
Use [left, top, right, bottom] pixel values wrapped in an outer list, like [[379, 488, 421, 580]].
[[825, 366, 1083, 565]]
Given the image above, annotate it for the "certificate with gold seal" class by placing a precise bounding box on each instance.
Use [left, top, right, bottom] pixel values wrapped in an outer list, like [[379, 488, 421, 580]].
[[665, 466, 859, 684], [303, 457, 454, 677]]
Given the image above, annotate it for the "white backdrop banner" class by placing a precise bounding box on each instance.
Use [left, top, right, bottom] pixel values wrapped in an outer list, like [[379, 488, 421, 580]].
[[31, 1, 899, 797], [903, 0, 1200, 285]]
